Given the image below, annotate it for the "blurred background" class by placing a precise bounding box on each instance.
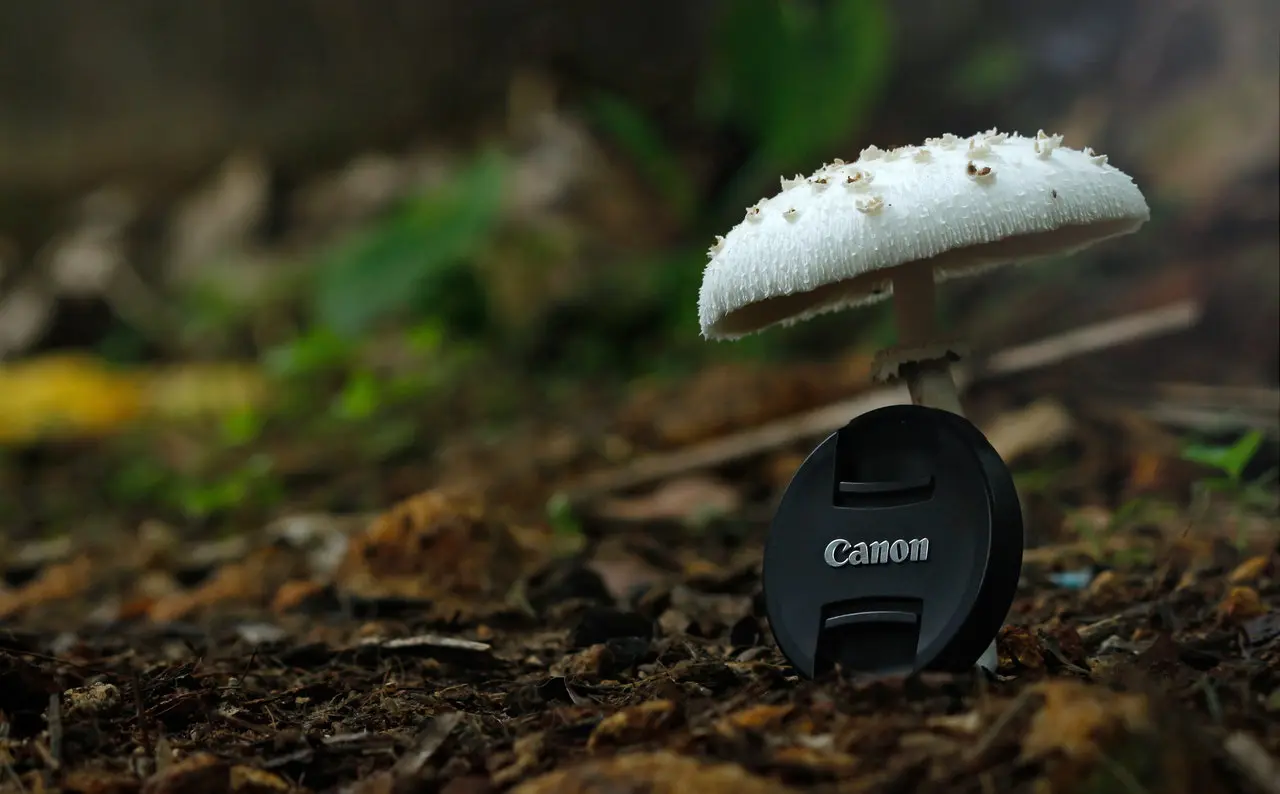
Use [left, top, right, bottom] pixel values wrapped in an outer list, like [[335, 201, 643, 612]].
[[0, 0, 1277, 544]]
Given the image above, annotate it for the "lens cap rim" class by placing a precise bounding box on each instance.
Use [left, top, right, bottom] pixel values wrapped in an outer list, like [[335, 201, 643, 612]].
[[762, 404, 1024, 678]]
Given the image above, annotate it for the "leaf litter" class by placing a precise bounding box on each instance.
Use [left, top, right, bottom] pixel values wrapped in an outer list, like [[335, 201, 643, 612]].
[[1, 382, 1278, 794]]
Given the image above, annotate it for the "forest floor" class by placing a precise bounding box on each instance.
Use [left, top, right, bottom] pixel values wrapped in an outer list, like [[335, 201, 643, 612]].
[[1, 8, 1277, 787], [1, 366, 1278, 794]]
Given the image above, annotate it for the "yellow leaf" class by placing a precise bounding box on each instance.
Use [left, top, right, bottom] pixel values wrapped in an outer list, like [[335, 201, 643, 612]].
[[0, 354, 144, 443], [142, 363, 269, 420]]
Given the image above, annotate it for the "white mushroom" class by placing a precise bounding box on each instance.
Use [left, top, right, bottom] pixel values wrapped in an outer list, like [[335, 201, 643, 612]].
[[697, 129, 1150, 417]]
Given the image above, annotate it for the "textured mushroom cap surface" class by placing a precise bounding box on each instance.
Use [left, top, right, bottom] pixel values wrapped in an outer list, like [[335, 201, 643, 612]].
[[698, 130, 1150, 339]]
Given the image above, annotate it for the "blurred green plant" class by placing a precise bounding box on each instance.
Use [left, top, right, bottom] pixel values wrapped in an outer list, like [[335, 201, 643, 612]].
[[701, 0, 891, 215], [590, 0, 892, 220], [588, 95, 699, 225], [312, 149, 506, 338], [110, 0, 899, 462], [545, 492, 583, 538], [1067, 498, 1173, 566], [950, 40, 1025, 101], [110, 446, 283, 524], [262, 326, 355, 381], [584, 0, 892, 369], [1182, 430, 1264, 485], [168, 453, 284, 522], [104, 326, 481, 521], [219, 405, 267, 447], [1182, 430, 1277, 513], [1011, 456, 1074, 495], [247, 0, 895, 400]]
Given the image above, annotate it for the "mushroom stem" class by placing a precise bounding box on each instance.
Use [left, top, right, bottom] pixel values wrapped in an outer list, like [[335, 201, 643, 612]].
[[899, 360, 964, 415], [890, 263, 938, 348], [890, 264, 965, 416]]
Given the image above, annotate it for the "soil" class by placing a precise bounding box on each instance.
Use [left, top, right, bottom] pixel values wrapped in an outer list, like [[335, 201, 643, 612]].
[[1, 462, 1277, 794]]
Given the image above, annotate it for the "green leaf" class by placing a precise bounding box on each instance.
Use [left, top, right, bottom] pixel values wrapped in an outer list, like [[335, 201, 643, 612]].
[[333, 371, 382, 422], [219, 407, 265, 447], [1182, 430, 1264, 482], [703, 0, 892, 217], [951, 40, 1026, 99], [1222, 430, 1264, 480], [262, 327, 353, 380], [313, 149, 507, 337], [545, 492, 583, 538], [704, 0, 789, 132], [708, 0, 891, 167], [588, 93, 698, 222]]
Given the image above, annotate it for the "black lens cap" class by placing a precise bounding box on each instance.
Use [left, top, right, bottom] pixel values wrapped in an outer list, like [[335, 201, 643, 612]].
[[763, 404, 1023, 678]]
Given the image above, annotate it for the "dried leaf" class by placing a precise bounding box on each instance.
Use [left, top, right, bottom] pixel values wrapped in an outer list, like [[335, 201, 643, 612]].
[[769, 744, 858, 777], [1021, 681, 1150, 763], [1228, 556, 1272, 584], [59, 770, 141, 794], [336, 489, 549, 603], [511, 752, 797, 794], [998, 626, 1045, 673], [713, 703, 793, 737], [148, 548, 298, 623], [0, 555, 94, 619], [587, 699, 680, 750], [1218, 587, 1268, 624], [491, 733, 545, 786], [140, 753, 228, 794], [228, 766, 292, 793], [1084, 569, 1124, 608]]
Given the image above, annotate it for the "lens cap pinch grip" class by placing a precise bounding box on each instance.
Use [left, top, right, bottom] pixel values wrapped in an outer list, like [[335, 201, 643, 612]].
[[762, 404, 1024, 678]]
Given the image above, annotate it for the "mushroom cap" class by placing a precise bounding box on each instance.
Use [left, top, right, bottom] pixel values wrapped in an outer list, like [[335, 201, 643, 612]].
[[698, 130, 1151, 339]]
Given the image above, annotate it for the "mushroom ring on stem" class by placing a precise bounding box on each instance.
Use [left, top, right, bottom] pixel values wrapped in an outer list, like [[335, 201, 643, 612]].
[[697, 129, 1151, 418]]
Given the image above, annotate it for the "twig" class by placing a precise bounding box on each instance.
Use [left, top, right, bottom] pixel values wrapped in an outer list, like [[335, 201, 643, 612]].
[[1077, 603, 1158, 647], [1096, 750, 1152, 794], [212, 710, 273, 735], [1223, 732, 1280, 794], [1092, 381, 1280, 436], [46, 694, 62, 772], [0, 721, 28, 794], [391, 712, 464, 781], [131, 671, 152, 758], [565, 384, 910, 503], [0, 647, 99, 672], [1142, 383, 1280, 436], [964, 687, 1036, 766], [975, 301, 1201, 376], [1, 760, 27, 794], [563, 300, 1202, 504]]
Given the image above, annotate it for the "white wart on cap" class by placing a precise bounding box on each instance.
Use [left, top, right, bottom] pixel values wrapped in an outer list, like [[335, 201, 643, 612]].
[[698, 129, 1151, 339]]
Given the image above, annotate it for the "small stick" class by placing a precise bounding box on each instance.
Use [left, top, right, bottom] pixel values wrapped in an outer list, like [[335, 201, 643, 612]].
[[1223, 732, 1280, 794], [964, 687, 1035, 766], [564, 299, 1202, 504], [1076, 602, 1158, 646], [46, 694, 63, 771], [0, 720, 28, 794], [1095, 750, 1151, 794], [212, 710, 273, 735], [978, 300, 1200, 375], [132, 671, 152, 757]]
